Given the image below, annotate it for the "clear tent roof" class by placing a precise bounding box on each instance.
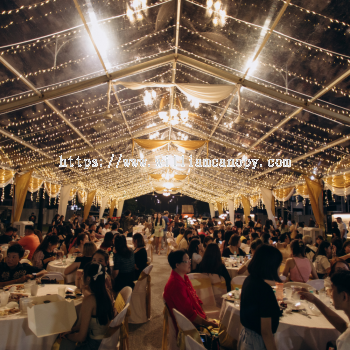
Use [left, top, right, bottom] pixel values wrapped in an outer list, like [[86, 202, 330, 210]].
[[0, 0, 349, 202]]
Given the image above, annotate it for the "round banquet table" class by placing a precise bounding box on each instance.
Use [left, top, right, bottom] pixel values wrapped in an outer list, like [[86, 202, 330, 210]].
[[0, 284, 82, 350], [47, 255, 77, 283], [226, 266, 240, 279], [219, 297, 346, 350]]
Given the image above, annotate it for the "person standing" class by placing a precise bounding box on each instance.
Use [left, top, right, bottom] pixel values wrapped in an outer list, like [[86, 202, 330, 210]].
[[235, 215, 243, 230], [153, 213, 165, 255], [337, 217, 348, 242], [123, 210, 135, 234], [162, 211, 170, 250], [29, 212, 36, 227]]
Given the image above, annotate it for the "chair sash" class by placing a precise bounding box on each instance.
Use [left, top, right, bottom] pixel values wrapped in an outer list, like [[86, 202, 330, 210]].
[[218, 322, 237, 349], [177, 329, 202, 350], [162, 306, 169, 350], [114, 293, 130, 350], [138, 270, 151, 319]]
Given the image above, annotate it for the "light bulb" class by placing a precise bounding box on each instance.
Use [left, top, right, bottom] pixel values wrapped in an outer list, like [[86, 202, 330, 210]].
[[180, 110, 189, 122], [170, 108, 178, 117], [207, 0, 213, 8], [214, 1, 221, 10], [158, 112, 168, 122], [213, 17, 218, 26]]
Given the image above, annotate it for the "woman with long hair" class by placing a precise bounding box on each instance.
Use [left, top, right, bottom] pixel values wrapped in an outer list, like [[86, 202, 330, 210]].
[[69, 233, 89, 255], [112, 235, 135, 293], [324, 258, 349, 295], [188, 239, 204, 272], [239, 245, 282, 350], [283, 240, 318, 282], [72, 217, 80, 230], [59, 263, 114, 350], [100, 232, 114, 252], [178, 229, 193, 250], [222, 230, 234, 251], [92, 249, 113, 300], [222, 234, 246, 258], [198, 243, 231, 292], [313, 240, 332, 278], [133, 233, 148, 279], [65, 242, 97, 277], [32, 235, 60, 269], [52, 214, 60, 226], [153, 212, 165, 255]]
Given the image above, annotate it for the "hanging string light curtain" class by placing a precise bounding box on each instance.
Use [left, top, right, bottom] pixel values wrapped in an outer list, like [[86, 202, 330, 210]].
[[216, 202, 223, 215], [109, 199, 117, 218], [324, 173, 350, 196], [84, 190, 97, 221], [45, 183, 61, 198], [77, 190, 87, 204], [69, 188, 77, 200], [249, 194, 260, 207], [241, 196, 251, 224], [28, 178, 44, 193], [115, 82, 236, 104], [272, 187, 295, 202], [295, 183, 309, 198], [304, 176, 325, 230], [0, 169, 14, 188], [132, 139, 208, 157], [13, 170, 33, 223]]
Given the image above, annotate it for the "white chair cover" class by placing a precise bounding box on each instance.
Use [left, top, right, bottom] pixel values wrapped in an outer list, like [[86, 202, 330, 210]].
[[173, 309, 196, 332], [243, 246, 251, 254], [164, 299, 179, 350], [129, 264, 153, 324], [20, 258, 32, 265], [120, 286, 132, 304], [307, 279, 324, 291], [231, 275, 247, 288], [98, 303, 129, 350], [147, 257, 151, 264], [185, 335, 206, 350], [207, 273, 226, 308], [44, 272, 65, 282], [24, 250, 30, 259]]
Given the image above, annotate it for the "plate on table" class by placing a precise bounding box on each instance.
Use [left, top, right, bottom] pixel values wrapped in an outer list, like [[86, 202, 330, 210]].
[[0, 308, 21, 317], [3, 284, 25, 292]]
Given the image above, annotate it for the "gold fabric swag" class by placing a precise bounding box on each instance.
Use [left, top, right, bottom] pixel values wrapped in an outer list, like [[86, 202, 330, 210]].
[[150, 174, 187, 181], [132, 139, 209, 157]]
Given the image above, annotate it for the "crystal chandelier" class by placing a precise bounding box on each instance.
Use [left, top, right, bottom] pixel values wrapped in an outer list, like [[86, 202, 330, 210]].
[[163, 190, 171, 197], [143, 90, 156, 106], [161, 170, 174, 181], [158, 109, 189, 125]]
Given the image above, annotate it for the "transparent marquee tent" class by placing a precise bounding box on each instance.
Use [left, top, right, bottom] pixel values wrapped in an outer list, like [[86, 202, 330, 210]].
[[0, 0, 350, 217]]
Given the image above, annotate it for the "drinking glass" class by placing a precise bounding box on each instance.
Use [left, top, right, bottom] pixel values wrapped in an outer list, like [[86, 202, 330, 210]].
[[285, 287, 292, 300], [0, 292, 9, 307], [58, 286, 66, 298], [319, 290, 327, 303]]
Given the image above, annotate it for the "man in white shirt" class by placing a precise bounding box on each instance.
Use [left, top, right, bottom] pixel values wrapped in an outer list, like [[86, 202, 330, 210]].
[[300, 270, 350, 350], [337, 217, 348, 241]]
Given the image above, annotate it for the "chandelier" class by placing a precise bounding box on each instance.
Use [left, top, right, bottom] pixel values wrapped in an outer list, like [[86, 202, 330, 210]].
[[158, 109, 189, 125], [161, 170, 175, 181], [163, 190, 171, 197]]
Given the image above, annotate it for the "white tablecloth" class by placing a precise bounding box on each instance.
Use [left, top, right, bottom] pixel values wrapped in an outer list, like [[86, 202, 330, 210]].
[[0, 284, 82, 350], [220, 298, 346, 350], [47, 256, 76, 283], [226, 267, 240, 279]]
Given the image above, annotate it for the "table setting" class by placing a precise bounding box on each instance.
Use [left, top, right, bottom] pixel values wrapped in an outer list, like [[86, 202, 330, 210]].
[[47, 253, 78, 283], [220, 284, 347, 350], [0, 282, 83, 350], [223, 255, 251, 279]]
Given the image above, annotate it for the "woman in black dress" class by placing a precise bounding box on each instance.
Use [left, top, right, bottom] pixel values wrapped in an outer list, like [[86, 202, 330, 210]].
[[133, 233, 148, 279]]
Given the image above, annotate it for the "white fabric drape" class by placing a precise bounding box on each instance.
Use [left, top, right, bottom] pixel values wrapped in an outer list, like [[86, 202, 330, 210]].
[[115, 82, 236, 104], [261, 187, 276, 228], [99, 197, 109, 220], [209, 203, 215, 218], [117, 200, 124, 217], [227, 199, 235, 222], [324, 183, 350, 196], [58, 185, 72, 217], [272, 187, 295, 202]]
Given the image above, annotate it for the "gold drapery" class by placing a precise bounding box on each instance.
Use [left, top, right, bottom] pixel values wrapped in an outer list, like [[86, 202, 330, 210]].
[[304, 176, 325, 230], [324, 174, 350, 188], [0, 169, 14, 187], [28, 178, 43, 193], [132, 139, 208, 157], [150, 174, 187, 181], [45, 183, 61, 198], [13, 171, 33, 222], [217, 202, 223, 215], [109, 199, 117, 218], [69, 188, 77, 199], [241, 196, 251, 224], [295, 183, 309, 198], [273, 187, 295, 202], [83, 190, 97, 220]]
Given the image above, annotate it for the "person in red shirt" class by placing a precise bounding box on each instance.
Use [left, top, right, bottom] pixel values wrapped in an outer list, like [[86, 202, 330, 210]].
[[164, 250, 218, 333], [11, 225, 40, 260]]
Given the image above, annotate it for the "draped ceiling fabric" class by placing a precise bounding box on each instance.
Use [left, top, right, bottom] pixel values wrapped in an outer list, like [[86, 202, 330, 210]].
[[58, 185, 73, 217], [324, 173, 350, 196], [272, 187, 295, 202], [69, 188, 77, 200], [77, 190, 87, 204], [150, 174, 188, 181], [132, 139, 208, 157], [28, 178, 44, 193], [45, 183, 61, 198], [261, 188, 276, 227], [84, 190, 97, 220], [13, 170, 33, 223], [216, 202, 223, 215], [304, 177, 325, 231], [116, 82, 236, 104], [241, 196, 251, 224], [295, 183, 310, 199], [249, 195, 260, 208], [109, 199, 117, 218], [0, 169, 14, 188]]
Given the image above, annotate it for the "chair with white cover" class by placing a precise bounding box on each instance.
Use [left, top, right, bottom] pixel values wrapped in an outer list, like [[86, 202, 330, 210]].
[[23, 250, 30, 259], [44, 272, 65, 284], [147, 257, 151, 264], [129, 264, 153, 324], [20, 258, 32, 265], [307, 279, 324, 291], [187, 273, 220, 319], [98, 303, 130, 350], [120, 286, 132, 304], [231, 275, 247, 290], [185, 335, 206, 350], [162, 299, 179, 350], [207, 273, 226, 308], [284, 281, 316, 291]]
